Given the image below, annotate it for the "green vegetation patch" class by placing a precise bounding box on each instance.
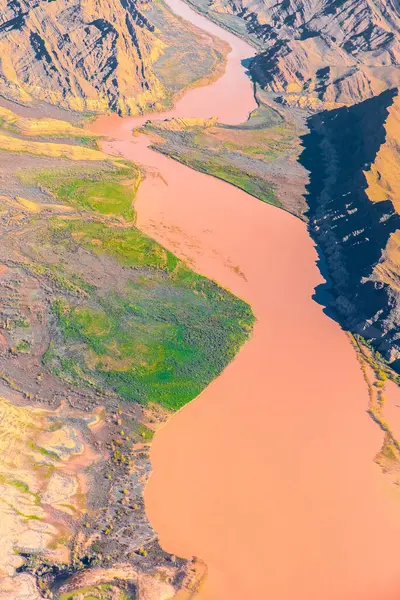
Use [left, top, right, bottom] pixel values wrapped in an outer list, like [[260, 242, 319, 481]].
[[16, 340, 31, 353], [45, 219, 254, 409], [28, 441, 61, 461], [161, 152, 279, 206], [59, 219, 179, 271], [144, 102, 303, 209], [136, 422, 154, 441], [59, 583, 125, 600], [26, 262, 95, 297], [20, 162, 141, 220]]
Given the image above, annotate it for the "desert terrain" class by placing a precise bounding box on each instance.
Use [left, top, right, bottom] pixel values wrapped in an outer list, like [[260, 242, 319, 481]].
[[0, 0, 399, 598]]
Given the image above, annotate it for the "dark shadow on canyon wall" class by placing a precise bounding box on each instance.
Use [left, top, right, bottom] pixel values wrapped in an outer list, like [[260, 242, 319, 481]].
[[299, 88, 400, 362]]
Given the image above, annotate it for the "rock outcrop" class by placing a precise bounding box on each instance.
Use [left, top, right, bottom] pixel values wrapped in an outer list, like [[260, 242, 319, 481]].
[[300, 88, 400, 363], [201, 0, 400, 108], [0, 0, 225, 115]]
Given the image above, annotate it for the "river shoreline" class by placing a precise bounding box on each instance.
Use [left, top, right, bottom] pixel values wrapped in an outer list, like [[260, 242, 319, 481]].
[[91, 0, 400, 597]]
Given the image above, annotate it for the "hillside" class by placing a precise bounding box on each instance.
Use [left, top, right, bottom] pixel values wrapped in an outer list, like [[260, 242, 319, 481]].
[[0, 0, 227, 115], [300, 88, 400, 363], [189, 0, 400, 109]]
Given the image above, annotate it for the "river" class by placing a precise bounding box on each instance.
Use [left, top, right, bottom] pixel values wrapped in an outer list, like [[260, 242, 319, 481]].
[[90, 2, 400, 598]]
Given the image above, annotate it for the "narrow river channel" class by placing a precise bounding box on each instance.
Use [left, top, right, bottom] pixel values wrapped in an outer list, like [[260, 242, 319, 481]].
[[91, 2, 400, 598]]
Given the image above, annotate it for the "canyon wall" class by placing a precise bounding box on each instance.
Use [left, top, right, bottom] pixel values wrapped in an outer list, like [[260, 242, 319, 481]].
[[0, 0, 225, 115], [192, 0, 400, 362], [201, 0, 400, 108], [300, 88, 400, 363]]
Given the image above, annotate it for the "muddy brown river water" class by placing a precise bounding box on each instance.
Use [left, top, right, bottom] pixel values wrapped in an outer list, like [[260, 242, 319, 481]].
[[91, 2, 400, 598]]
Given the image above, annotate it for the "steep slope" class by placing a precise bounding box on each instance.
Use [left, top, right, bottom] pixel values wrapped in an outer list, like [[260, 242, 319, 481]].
[[0, 0, 227, 115], [300, 88, 400, 363], [364, 92, 400, 211], [190, 0, 400, 108]]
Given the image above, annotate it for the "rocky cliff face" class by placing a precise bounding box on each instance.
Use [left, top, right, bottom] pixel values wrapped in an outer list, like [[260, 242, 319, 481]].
[[300, 88, 400, 363], [204, 0, 400, 108], [0, 0, 162, 113], [195, 0, 400, 361], [0, 0, 225, 115]]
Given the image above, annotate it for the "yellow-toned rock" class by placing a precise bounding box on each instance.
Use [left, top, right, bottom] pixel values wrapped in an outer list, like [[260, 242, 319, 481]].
[[0, 396, 100, 582], [207, 0, 400, 108], [0, 0, 227, 116], [364, 93, 400, 211]]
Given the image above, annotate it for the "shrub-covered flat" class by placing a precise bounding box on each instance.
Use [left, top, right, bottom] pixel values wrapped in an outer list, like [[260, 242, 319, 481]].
[[19, 162, 141, 221], [0, 99, 255, 412], [42, 218, 253, 410], [15, 161, 254, 410]]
